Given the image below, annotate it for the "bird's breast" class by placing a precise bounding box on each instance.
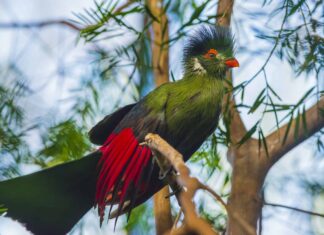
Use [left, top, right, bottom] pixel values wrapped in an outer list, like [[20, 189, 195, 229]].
[[166, 87, 223, 141]]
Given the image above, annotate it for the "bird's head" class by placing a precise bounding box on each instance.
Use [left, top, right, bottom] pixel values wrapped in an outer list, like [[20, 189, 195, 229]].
[[183, 25, 239, 78]]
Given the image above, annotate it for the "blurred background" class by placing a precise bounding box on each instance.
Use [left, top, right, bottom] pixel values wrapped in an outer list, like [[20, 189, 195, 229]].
[[0, 0, 323, 234]]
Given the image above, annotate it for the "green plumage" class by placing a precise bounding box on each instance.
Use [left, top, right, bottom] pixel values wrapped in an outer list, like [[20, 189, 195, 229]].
[[143, 74, 224, 158]]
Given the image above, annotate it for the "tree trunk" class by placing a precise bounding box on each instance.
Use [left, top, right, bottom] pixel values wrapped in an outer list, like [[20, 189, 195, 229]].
[[147, 0, 173, 234], [226, 142, 267, 235]]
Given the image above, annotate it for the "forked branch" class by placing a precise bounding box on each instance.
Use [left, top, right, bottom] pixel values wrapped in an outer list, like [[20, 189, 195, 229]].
[[267, 97, 324, 165], [145, 133, 221, 235], [144, 133, 256, 235]]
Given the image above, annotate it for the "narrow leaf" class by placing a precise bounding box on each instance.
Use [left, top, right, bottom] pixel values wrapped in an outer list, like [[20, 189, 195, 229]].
[[282, 114, 294, 145], [238, 122, 259, 146], [260, 129, 270, 158], [248, 88, 266, 114]]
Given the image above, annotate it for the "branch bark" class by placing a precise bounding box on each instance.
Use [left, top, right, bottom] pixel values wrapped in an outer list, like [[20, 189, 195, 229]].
[[145, 134, 221, 235], [144, 134, 259, 235], [216, 0, 247, 147], [148, 0, 170, 87], [267, 98, 324, 165], [147, 0, 172, 234], [216, 0, 234, 27]]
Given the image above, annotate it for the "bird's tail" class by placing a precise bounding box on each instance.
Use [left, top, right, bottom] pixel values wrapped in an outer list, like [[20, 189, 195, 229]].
[[0, 151, 100, 235]]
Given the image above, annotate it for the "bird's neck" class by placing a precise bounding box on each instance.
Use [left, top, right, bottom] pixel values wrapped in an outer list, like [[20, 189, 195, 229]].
[[183, 58, 227, 78], [181, 73, 225, 107]]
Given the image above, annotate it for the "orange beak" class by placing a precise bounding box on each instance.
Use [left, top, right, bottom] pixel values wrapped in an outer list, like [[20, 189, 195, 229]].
[[225, 58, 239, 68]]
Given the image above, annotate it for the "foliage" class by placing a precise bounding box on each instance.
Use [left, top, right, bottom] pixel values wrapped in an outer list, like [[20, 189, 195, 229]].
[[190, 134, 222, 176], [36, 120, 91, 167], [0, 79, 33, 178], [199, 204, 227, 232], [124, 203, 154, 234], [0, 205, 7, 216]]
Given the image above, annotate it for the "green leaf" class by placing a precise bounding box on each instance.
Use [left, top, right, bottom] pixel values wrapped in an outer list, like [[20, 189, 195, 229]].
[[0, 205, 7, 215], [288, 0, 306, 16], [248, 88, 266, 114], [37, 120, 91, 167], [189, 1, 209, 24], [294, 109, 300, 140], [163, 0, 172, 14], [259, 128, 269, 158], [269, 96, 280, 130], [144, 5, 160, 23], [296, 87, 315, 106], [170, 70, 176, 82], [268, 85, 282, 101], [237, 122, 259, 146], [301, 105, 308, 134], [282, 114, 294, 145], [177, 0, 209, 31], [124, 204, 152, 233], [317, 138, 324, 151]]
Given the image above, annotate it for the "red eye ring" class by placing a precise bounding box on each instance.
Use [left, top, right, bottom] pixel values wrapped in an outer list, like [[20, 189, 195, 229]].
[[203, 48, 218, 59]]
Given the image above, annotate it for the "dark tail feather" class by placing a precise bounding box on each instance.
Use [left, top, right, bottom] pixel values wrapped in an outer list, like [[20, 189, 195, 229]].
[[0, 152, 101, 235]]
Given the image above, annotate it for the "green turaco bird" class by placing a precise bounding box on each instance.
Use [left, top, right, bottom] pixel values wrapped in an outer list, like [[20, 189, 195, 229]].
[[0, 25, 238, 234]]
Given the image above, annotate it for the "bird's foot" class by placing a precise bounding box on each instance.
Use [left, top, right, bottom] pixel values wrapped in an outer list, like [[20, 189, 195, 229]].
[[165, 186, 183, 198], [158, 166, 173, 180]]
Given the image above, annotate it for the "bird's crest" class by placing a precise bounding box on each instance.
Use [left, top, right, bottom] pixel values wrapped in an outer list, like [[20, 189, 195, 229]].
[[183, 25, 234, 63]]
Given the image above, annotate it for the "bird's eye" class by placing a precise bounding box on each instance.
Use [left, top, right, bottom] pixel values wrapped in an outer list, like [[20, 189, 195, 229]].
[[203, 49, 218, 59]]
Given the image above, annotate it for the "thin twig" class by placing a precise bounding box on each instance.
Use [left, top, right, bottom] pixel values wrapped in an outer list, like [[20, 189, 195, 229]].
[[0, 0, 136, 32], [200, 184, 227, 209], [245, 0, 289, 85], [114, 0, 135, 14], [265, 202, 324, 218], [0, 20, 81, 31], [172, 209, 182, 229]]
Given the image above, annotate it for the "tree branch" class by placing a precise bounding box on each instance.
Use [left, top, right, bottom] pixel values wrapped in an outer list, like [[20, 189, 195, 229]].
[[0, 20, 81, 31], [114, 0, 135, 14], [144, 133, 257, 235], [147, 0, 172, 234], [216, 0, 247, 145], [145, 133, 221, 235], [148, 0, 170, 86], [216, 0, 234, 27], [0, 0, 136, 32], [265, 202, 324, 218], [267, 98, 324, 165]]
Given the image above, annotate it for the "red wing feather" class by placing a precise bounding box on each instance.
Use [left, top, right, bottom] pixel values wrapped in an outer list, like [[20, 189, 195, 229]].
[[95, 128, 152, 223]]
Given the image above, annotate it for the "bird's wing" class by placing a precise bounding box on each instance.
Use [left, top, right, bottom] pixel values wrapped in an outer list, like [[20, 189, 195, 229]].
[[88, 103, 136, 145], [95, 84, 171, 224]]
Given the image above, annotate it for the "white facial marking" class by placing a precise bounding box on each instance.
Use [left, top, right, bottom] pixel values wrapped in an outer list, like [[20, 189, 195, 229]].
[[193, 58, 207, 74]]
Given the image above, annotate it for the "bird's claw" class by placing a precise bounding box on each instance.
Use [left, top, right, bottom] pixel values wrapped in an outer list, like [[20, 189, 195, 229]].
[[158, 167, 173, 180], [165, 186, 183, 198]]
